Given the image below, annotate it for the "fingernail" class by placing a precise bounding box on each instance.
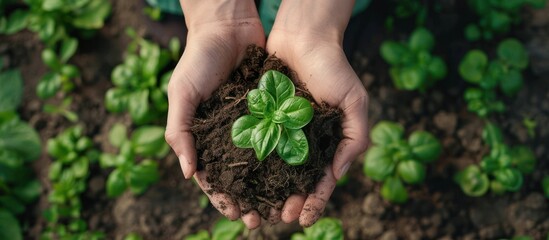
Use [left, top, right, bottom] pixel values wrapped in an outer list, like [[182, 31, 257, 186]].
[[338, 162, 351, 180], [179, 155, 191, 179]]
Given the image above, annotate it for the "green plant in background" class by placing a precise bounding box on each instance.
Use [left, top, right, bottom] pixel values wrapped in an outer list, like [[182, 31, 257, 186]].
[[0, 0, 28, 35], [522, 118, 537, 138], [459, 39, 529, 117], [42, 125, 104, 239], [231, 70, 314, 165], [105, 28, 180, 125], [143, 6, 162, 21], [100, 123, 168, 198], [363, 121, 441, 203], [380, 28, 447, 92], [124, 232, 143, 240], [43, 97, 78, 122], [185, 217, 245, 240], [0, 64, 42, 240], [455, 122, 536, 196], [542, 175, 549, 199], [37, 38, 80, 99], [291, 217, 343, 240], [384, 0, 427, 30], [1, 0, 111, 45], [465, 0, 547, 41]]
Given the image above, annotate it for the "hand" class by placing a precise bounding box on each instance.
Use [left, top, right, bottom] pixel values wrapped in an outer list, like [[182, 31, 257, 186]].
[[265, 0, 370, 227], [164, 0, 265, 229]]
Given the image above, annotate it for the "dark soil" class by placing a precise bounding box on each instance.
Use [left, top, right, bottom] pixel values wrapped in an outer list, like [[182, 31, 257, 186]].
[[191, 45, 342, 219]]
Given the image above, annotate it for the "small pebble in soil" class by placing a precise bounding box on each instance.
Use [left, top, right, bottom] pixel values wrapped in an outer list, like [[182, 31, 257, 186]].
[[362, 194, 385, 216], [361, 217, 384, 237], [379, 230, 398, 240], [434, 111, 458, 135]]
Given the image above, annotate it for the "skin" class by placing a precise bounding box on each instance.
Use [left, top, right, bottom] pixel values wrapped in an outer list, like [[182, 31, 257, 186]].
[[165, 0, 368, 229]]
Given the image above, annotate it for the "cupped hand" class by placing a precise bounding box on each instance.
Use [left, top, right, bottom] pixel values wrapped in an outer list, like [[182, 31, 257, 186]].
[[164, 0, 265, 229]]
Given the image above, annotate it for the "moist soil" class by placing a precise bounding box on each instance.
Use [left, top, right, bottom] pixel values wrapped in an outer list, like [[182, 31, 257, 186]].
[[191, 45, 341, 219], [1, 0, 549, 239]]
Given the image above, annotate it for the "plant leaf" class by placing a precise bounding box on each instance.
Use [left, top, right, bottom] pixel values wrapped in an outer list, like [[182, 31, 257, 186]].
[[0, 118, 41, 161], [3, 10, 28, 35], [482, 122, 503, 147], [497, 38, 528, 69], [131, 126, 169, 158], [301, 217, 344, 240], [108, 123, 128, 148], [278, 96, 314, 129], [246, 89, 276, 118], [370, 121, 404, 146], [493, 168, 523, 192], [251, 119, 281, 161], [398, 66, 426, 90], [105, 88, 130, 113], [510, 146, 536, 174], [397, 160, 426, 184], [381, 176, 408, 204], [499, 69, 523, 97], [409, 27, 434, 52], [427, 56, 447, 80], [258, 70, 295, 107], [363, 146, 395, 181], [212, 218, 245, 240], [36, 73, 62, 99], [106, 168, 127, 198], [231, 115, 260, 148], [459, 50, 488, 84], [60, 38, 78, 63], [276, 128, 308, 165], [128, 89, 151, 124], [408, 131, 441, 163], [128, 160, 159, 194], [72, 0, 112, 29], [0, 209, 22, 240], [454, 165, 489, 197], [380, 41, 410, 65], [0, 69, 23, 112]]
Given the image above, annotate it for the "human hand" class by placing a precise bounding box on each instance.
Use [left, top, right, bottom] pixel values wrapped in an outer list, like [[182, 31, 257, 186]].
[[164, 0, 265, 229], [265, 0, 370, 227]]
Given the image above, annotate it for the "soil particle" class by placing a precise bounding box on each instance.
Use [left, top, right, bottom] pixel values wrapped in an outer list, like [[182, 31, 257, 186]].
[[434, 111, 458, 135], [360, 72, 375, 88], [478, 224, 505, 240], [361, 217, 384, 237], [526, 37, 549, 75], [379, 230, 398, 240], [361, 194, 385, 216], [506, 193, 547, 233], [469, 198, 507, 228], [457, 119, 484, 152]]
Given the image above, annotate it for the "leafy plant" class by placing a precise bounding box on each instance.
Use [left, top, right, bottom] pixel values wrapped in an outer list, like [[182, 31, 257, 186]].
[[231, 70, 314, 165], [465, 0, 547, 41], [100, 123, 169, 198], [0, 65, 42, 240], [455, 122, 536, 196], [42, 125, 104, 239], [43, 97, 78, 122], [37, 38, 80, 99], [143, 6, 162, 21], [542, 175, 549, 199], [459, 39, 529, 117], [380, 28, 447, 91], [291, 217, 343, 240], [1, 0, 111, 45], [363, 121, 441, 203], [185, 217, 245, 240], [522, 118, 536, 138], [105, 29, 180, 125]]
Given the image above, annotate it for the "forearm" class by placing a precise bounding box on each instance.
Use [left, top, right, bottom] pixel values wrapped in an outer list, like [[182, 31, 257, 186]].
[[180, 0, 260, 31]]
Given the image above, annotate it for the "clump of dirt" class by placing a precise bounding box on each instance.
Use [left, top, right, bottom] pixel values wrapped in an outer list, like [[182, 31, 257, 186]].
[[192, 45, 342, 219]]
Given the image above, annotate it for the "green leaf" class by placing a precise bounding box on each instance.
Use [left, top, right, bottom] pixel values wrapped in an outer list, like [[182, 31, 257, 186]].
[[128, 89, 151, 124], [408, 131, 441, 163], [41, 49, 59, 70], [370, 121, 404, 146], [363, 146, 395, 181], [258, 70, 295, 107], [278, 96, 314, 129], [482, 122, 503, 147], [251, 119, 281, 161], [542, 175, 549, 199], [481, 61, 504, 89], [231, 115, 260, 148], [300, 217, 343, 240], [399, 67, 426, 90], [381, 176, 408, 204], [480, 156, 499, 173], [0, 119, 41, 161], [131, 126, 169, 158], [71, 157, 89, 178], [380, 41, 410, 65], [427, 56, 447, 80], [0, 195, 25, 214], [108, 123, 128, 148], [397, 160, 426, 184], [0, 209, 22, 240], [497, 38, 528, 69], [185, 230, 210, 240], [42, 0, 64, 10], [60, 38, 78, 63], [124, 232, 143, 240], [72, 0, 112, 29], [107, 168, 127, 198], [3, 10, 28, 35], [111, 65, 135, 88], [276, 128, 309, 165], [246, 89, 276, 118], [140, 42, 162, 78], [99, 153, 120, 168], [510, 146, 536, 174], [128, 160, 159, 194], [0, 69, 23, 112], [36, 73, 62, 99], [409, 28, 435, 52], [464, 24, 481, 41], [212, 218, 245, 240], [454, 165, 489, 197], [105, 88, 130, 113], [493, 168, 523, 192], [13, 179, 41, 203], [169, 37, 180, 59], [459, 50, 488, 84], [499, 69, 523, 97]]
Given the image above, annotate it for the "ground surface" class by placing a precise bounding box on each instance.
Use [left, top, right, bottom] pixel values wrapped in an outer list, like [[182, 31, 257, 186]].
[[1, 0, 549, 239]]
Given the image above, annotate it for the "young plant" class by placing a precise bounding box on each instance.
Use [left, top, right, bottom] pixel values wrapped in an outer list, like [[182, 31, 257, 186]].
[[363, 121, 442, 203], [231, 70, 314, 165], [185, 217, 245, 240], [459, 39, 529, 117], [105, 29, 180, 125], [100, 123, 169, 198], [43, 97, 78, 122], [465, 0, 546, 41], [36, 38, 80, 99], [290, 217, 343, 240], [380, 28, 447, 91], [0, 1, 28, 35], [0, 65, 42, 240], [42, 126, 104, 240], [455, 122, 536, 196]]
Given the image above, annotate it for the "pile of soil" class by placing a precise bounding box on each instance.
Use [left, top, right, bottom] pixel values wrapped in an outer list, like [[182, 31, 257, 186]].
[[191, 45, 342, 219]]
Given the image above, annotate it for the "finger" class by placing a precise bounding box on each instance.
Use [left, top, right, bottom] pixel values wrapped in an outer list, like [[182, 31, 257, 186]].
[[281, 194, 306, 223], [299, 166, 336, 227], [268, 207, 282, 225], [194, 171, 240, 220], [241, 210, 262, 229], [333, 91, 369, 180]]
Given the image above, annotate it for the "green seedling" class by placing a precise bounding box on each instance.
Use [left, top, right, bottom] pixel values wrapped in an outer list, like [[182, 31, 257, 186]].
[[43, 97, 78, 123], [465, 0, 547, 41], [185, 217, 245, 240], [459, 39, 529, 117], [542, 175, 549, 199], [37, 38, 80, 99], [522, 118, 537, 138], [455, 122, 536, 196], [363, 121, 441, 203], [231, 70, 314, 165], [0, 66, 42, 240], [291, 217, 343, 240], [124, 232, 143, 240], [380, 28, 447, 91], [100, 123, 169, 197], [144, 6, 162, 21], [105, 28, 180, 125], [42, 126, 104, 240]]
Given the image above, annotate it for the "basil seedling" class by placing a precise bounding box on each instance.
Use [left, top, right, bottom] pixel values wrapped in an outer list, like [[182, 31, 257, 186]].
[[290, 217, 344, 240], [231, 70, 314, 165]]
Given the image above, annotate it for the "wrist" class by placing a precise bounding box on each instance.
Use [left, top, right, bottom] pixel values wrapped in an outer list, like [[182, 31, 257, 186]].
[[181, 0, 260, 31]]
